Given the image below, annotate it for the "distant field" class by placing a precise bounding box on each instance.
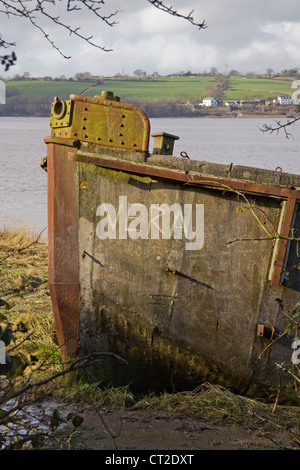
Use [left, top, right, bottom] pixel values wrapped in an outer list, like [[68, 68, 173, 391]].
[[223, 76, 292, 101], [6, 77, 216, 102], [85, 77, 215, 102], [6, 80, 95, 98], [5, 76, 294, 103]]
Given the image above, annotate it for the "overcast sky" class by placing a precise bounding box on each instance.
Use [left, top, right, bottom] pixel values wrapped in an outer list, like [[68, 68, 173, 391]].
[[1, 0, 300, 78]]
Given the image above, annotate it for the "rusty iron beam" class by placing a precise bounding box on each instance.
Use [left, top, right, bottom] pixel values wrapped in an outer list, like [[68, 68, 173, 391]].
[[269, 197, 297, 287], [68, 150, 300, 200], [47, 143, 80, 359]]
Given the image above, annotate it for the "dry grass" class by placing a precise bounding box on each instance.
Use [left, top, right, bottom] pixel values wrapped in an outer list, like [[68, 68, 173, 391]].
[[134, 383, 300, 437], [0, 224, 57, 367]]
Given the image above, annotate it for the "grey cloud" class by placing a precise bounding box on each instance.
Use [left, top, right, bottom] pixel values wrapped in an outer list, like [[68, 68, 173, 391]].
[[1, 0, 300, 76]]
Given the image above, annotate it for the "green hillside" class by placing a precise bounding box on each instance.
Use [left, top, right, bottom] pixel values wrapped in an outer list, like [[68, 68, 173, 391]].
[[84, 77, 215, 102], [6, 80, 94, 98], [6, 77, 214, 102], [222, 76, 292, 101], [5, 76, 294, 103]]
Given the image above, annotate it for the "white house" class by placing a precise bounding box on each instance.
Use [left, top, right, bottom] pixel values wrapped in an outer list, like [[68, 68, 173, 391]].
[[202, 97, 218, 107], [277, 96, 293, 105]]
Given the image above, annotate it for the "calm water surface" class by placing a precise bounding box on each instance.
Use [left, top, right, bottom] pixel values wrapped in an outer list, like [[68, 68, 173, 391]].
[[1, 116, 300, 233]]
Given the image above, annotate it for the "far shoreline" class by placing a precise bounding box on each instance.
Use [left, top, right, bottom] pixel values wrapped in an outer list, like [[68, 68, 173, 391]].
[[0, 109, 295, 119]]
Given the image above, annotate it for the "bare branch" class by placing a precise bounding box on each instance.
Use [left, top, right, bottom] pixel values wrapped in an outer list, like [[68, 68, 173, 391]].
[[0, 50, 16, 70], [0, 32, 16, 69], [0, 0, 118, 60], [0, 227, 46, 265], [260, 117, 300, 139], [1, 350, 128, 412], [147, 0, 207, 29], [0, 0, 206, 66], [0, 33, 15, 48], [260, 106, 300, 139]]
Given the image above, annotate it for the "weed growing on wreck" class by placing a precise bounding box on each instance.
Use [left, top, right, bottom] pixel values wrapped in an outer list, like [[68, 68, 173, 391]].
[[215, 183, 300, 401], [256, 298, 300, 403]]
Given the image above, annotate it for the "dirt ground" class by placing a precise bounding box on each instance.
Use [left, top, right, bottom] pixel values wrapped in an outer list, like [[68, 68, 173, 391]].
[[44, 401, 299, 451]]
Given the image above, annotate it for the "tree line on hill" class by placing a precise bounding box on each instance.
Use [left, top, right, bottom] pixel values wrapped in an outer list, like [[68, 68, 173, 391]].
[[0, 87, 52, 117], [0, 88, 294, 119], [2, 67, 300, 82], [0, 68, 297, 118]]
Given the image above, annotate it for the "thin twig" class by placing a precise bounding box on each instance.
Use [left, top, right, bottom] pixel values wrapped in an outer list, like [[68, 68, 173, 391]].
[[147, 0, 207, 29], [0, 350, 128, 430], [260, 114, 300, 139], [276, 362, 300, 385], [97, 411, 123, 450], [0, 227, 46, 264]]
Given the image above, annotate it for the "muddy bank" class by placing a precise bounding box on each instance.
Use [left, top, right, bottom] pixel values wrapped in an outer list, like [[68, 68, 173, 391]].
[[36, 398, 298, 451]]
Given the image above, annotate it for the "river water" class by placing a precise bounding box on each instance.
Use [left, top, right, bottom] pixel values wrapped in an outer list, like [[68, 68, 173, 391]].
[[1, 116, 300, 234]]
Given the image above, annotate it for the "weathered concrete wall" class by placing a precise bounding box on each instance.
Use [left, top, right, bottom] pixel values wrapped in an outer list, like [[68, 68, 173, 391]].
[[76, 153, 297, 396]]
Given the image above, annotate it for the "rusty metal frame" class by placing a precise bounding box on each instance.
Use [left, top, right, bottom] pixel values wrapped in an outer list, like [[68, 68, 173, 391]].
[[68, 149, 300, 288], [68, 150, 300, 199], [268, 197, 297, 286], [47, 143, 80, 360]]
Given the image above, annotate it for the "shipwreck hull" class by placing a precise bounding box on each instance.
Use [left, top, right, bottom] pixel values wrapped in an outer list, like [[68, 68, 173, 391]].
[[44, 92, 300, 397]]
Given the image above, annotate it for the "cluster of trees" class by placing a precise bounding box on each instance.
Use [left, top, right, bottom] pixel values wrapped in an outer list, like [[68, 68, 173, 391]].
[[0, 86, 52, 116], [139, 101, 234, 118], [203, 73, 229, 100], [277, 68, 300, 79]]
